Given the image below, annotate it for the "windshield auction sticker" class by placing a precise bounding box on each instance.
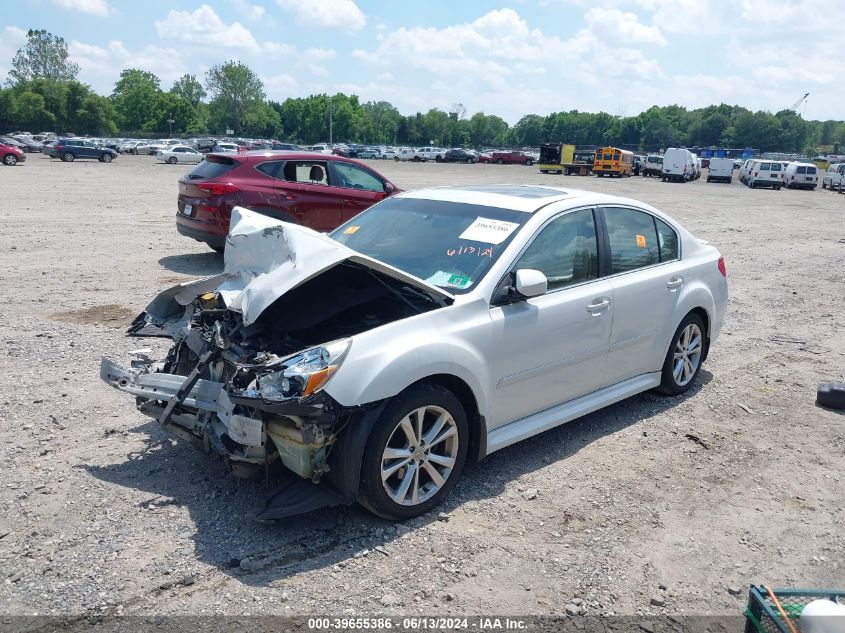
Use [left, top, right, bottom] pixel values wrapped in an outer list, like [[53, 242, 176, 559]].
[[459, 217, 520, 245]]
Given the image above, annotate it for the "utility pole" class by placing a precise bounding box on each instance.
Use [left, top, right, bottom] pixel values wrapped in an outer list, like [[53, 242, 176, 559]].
[[328, 96, 333, 148], [168, 117, 174, 138]]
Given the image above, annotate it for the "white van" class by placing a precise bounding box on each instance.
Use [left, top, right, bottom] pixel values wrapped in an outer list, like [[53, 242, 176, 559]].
[[747, 160, 783, 189], [739, 159, 756, 184], [707, 157, 734, 183], [822, 163, 844, 191], [783, 162, 818, 190], [661, 148, 697, 182]]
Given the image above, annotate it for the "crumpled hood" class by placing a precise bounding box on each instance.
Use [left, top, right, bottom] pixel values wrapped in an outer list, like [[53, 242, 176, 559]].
[[147, 207, 453, 327]]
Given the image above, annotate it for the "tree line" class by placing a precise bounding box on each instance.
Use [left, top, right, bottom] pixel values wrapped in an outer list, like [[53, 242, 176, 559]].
[[3, 29, 845, 153]]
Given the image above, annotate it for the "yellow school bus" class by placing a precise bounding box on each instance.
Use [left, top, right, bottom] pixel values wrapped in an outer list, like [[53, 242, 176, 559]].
[[594, 146, 634, 177]]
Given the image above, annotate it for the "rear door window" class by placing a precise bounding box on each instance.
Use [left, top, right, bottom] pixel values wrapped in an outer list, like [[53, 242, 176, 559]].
[[603, 207, 660, 273], [282, 161, 329, 185], [760, 163, 771, 171], [796, 166, 806, 174], [807, 166, 817, 174]]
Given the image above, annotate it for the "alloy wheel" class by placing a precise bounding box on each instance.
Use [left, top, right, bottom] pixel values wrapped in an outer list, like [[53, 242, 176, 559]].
[[672, 323, 703, 386], [381, 405, 459, 506], [4, 154, 17, 166]]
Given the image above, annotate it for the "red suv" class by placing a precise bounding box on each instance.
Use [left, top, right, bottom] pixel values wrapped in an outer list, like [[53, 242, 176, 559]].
[[1, 142, 26, 166], [177, 152, 400, 250]]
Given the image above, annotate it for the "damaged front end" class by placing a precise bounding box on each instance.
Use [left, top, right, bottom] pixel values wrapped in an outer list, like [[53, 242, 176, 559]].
[[101, 208, 451, 520]]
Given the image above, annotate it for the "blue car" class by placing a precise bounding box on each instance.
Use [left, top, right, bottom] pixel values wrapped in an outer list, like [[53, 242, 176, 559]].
[[50, 138, 118, 163]]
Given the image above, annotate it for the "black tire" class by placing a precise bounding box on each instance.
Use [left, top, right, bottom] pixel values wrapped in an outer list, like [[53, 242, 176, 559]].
[[435, 155, 442, 162], [496, 159, 503, 164], [3, 153, 17, 166], [706, 177, 711, 182], [359, 384, 469, 520], [167, 156, 177, 164], [817, 382, 845, 410], [656, 313, 706, 396], [62, 152, 75, 162], [526, 159, 533, 166], [393, 156, 399, 161], [101, 153, 113, 163]]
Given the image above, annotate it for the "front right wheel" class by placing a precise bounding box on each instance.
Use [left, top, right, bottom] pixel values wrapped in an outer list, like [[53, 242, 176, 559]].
[[359, 384, 468, 520], [657, 313, 706, 395]]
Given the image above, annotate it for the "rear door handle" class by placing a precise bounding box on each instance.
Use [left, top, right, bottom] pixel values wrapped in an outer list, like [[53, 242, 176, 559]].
[[666, 276, 684, 291], [586, 298, 611, 314]]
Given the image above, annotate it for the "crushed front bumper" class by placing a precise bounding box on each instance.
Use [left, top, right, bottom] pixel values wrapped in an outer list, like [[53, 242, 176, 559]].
[[101, 357, 334, 474]]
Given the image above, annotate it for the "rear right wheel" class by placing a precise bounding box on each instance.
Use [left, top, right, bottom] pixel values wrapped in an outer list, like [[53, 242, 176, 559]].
[[657, 313, 706, 396]]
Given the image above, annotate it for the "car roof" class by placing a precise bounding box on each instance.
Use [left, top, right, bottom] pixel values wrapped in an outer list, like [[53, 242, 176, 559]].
[[218, 150, 357, 162], [398, 185, 647, 214]]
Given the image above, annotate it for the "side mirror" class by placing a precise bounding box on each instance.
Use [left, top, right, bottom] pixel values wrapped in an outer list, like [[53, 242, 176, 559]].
[[514, 269, 548, 298], [384, 182, 395, 194]]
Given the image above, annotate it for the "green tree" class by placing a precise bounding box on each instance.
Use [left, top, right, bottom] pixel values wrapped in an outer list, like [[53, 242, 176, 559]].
[[12, 91, 56, 130], [170, 74, 206, 107], [74, 94, 117, 135], [206, 60, 265, 135], [111, 69, 162, 132], [8, 29, 79, 85]]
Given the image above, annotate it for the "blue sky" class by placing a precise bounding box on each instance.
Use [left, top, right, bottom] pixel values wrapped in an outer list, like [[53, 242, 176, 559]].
[[2, 0, 842, 123]]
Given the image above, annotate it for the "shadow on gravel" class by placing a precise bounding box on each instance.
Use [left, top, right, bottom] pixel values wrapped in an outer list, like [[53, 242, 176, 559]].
[[83, 370, 712, 586], [158, 252, 223, 276]]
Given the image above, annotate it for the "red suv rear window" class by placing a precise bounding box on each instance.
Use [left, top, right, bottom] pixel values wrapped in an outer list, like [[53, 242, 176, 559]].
[[185, 155, 238, 180]]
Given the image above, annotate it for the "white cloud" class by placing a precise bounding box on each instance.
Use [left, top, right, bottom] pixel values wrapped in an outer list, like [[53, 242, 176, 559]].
[[68, 40, 188, 92], [52, 0, 112, 17], [231, 0, 267, 21], [0, 26, 28, 80], [584, 7, 666, 45], [155, 4, 260, 53], [351, 8, 664, 120], [263, 73, 300, 100], [275, 0, 366, 30]]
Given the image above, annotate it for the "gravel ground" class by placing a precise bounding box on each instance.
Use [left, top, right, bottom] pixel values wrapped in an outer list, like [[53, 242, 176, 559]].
[[0, 153, 843, 623]]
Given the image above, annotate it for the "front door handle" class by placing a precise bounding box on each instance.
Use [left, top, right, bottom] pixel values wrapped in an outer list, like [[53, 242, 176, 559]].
[[666, 276, 684, 291], [586, 298, 611, 314]]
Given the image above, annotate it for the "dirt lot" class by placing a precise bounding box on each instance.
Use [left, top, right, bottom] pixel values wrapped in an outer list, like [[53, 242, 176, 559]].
[[1, 154, 843, 623]]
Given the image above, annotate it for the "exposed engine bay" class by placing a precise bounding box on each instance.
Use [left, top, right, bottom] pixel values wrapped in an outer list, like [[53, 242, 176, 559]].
[[100, 208, 450, 519]]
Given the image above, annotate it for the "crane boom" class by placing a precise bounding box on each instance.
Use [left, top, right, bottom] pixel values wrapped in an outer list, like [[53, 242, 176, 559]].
[[790, 92, 809, 112]]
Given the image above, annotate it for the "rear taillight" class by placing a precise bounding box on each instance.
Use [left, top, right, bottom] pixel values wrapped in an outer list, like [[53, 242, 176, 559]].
[[196, 182, 240, 196], [717, 256, 727, 278], [683, 165, 687, 173]]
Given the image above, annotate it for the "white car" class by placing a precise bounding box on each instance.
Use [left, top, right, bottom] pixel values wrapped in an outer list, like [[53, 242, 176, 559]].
[[101, 185, 728, 521], [415, 146, 447, 162], [136, 141, 166, 155], [310, 143, 333, 155], [157, 145, 204, 164], [212, 142, 239, 153], [395, 147, 416, 162], [821, 163, 844, 191]]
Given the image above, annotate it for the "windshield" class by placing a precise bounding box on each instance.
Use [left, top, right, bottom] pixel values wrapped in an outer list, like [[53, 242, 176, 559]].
[[330, 197, 531, 293]]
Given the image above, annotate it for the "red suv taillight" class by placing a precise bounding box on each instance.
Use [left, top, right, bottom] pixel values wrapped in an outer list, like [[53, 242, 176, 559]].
[[196, 182, 240, 196], [717, 256, 727, 278]]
